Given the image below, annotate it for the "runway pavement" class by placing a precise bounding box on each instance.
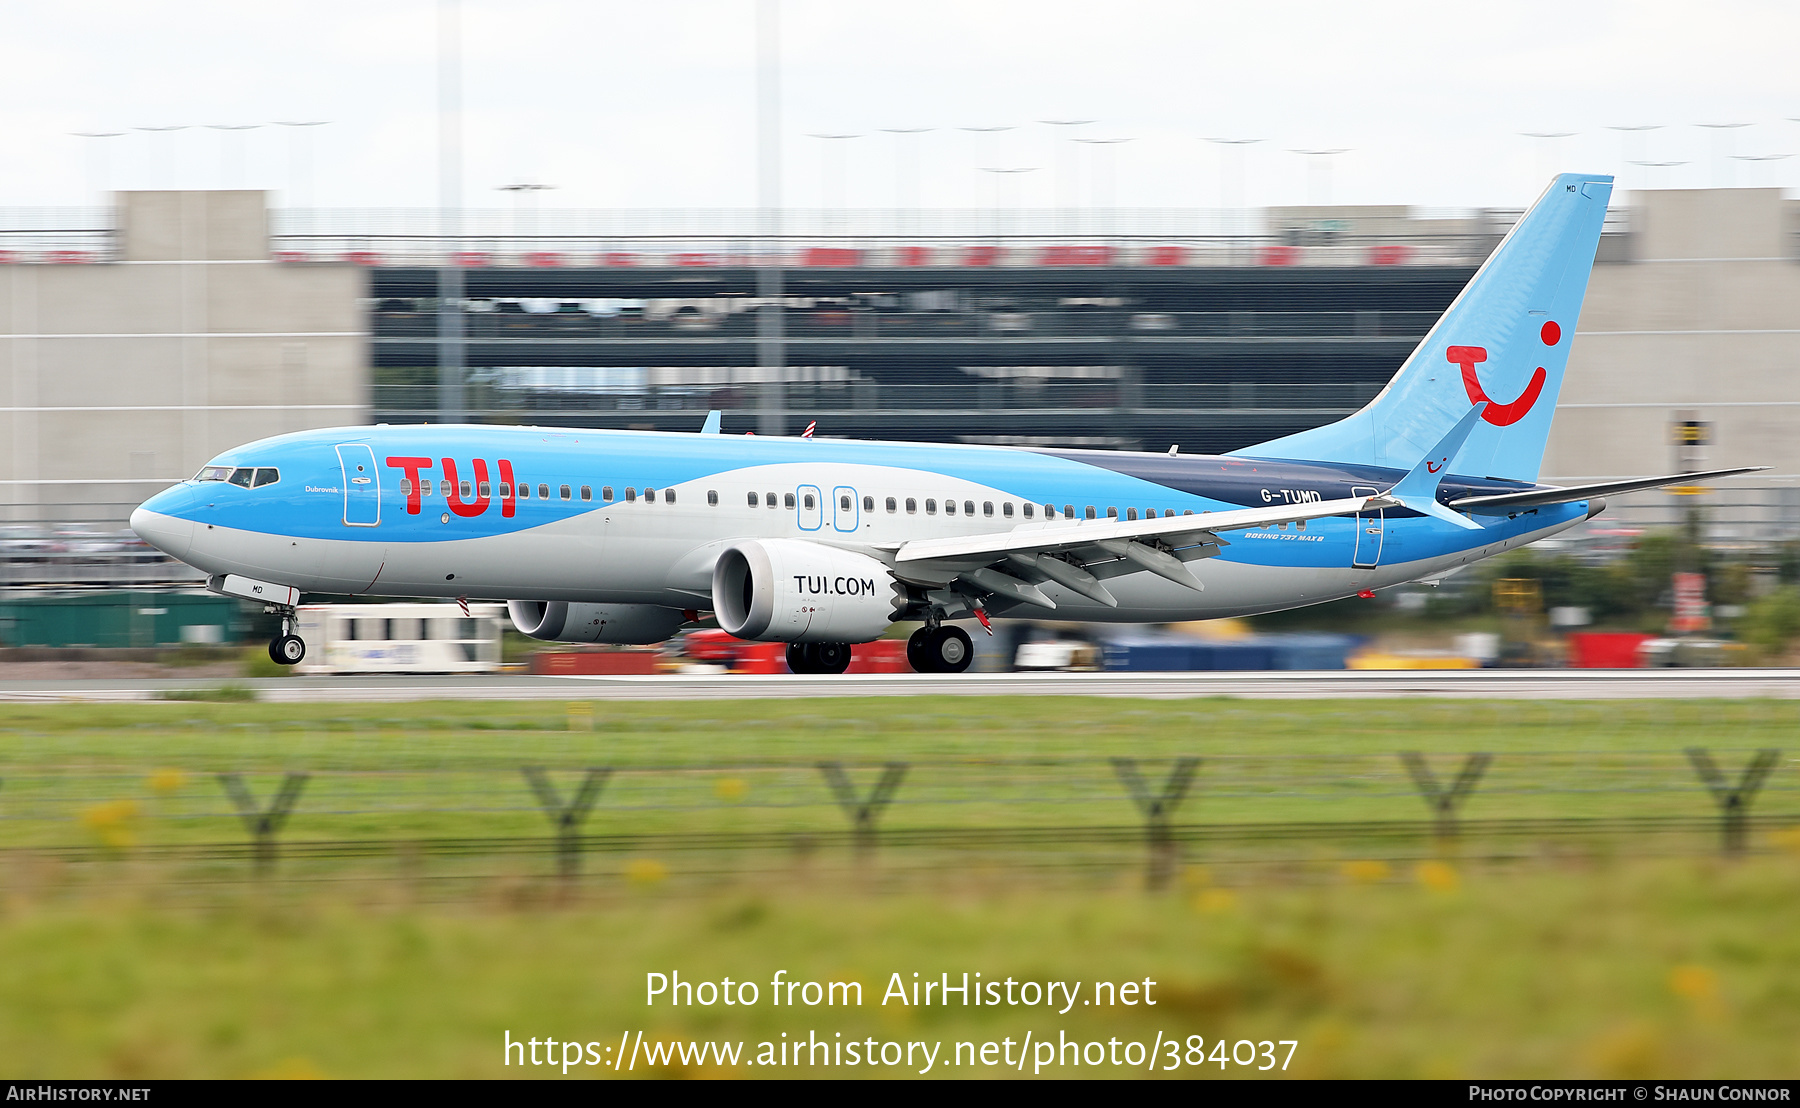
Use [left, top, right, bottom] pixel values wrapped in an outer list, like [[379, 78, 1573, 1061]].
[[0, 668, 1796, 703]]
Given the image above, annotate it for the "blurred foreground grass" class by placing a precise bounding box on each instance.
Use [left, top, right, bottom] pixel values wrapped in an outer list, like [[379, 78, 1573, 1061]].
[[2, 854, 1798, 1078], [2, 697, 1798, 1079]]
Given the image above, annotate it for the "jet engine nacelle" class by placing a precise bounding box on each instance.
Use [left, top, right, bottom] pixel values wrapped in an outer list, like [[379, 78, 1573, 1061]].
[[507, 600, 686, 645], [712, 539, 904, 643]]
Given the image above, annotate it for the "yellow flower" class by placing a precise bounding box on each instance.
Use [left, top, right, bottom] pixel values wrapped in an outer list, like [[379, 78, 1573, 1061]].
[[79, 800, 139, 849], [1341, 859, 1391, 884], [1414, 860, 1459, 892], [148, 767, 187, 796], [626, 859, 669, 885], [713, 777, 748, 802]]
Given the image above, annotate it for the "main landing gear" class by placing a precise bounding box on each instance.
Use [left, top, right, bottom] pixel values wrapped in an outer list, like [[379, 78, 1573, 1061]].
[[786, 642, 852, 675], [907, 625, 973, 673], [267, 606, 305, 667]]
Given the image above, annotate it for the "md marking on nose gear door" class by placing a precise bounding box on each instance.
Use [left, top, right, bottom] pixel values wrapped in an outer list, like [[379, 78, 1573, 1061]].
[[1351, 485, 1382, 568], [336, 443, 381, 527]]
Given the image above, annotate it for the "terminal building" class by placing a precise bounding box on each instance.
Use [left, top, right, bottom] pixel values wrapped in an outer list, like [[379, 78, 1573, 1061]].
[[2, 186, 1795, 554]]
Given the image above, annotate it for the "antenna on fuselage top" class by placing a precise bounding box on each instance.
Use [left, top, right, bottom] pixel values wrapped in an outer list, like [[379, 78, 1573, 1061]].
[[1168, 444, 1180, 456], [700, 410, 722, 434]]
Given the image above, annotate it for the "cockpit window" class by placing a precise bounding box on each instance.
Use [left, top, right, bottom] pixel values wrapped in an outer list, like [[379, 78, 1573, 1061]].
[[227, 468, 254, 488], [195, 465, 233, 482], [252, 468, 280, 488]]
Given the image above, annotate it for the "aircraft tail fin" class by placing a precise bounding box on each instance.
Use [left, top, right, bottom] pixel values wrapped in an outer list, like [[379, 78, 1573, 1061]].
[[1230, 173, 1614, 483]]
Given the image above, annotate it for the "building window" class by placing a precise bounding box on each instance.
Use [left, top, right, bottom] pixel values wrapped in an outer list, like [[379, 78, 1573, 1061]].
[[580, 485, 592, 501], [708, 490, 719, 506], [926, 499, 937, 515], [906, 498, 917, 514], [886, 497, 897, 513], [560, 484, 572, 500]]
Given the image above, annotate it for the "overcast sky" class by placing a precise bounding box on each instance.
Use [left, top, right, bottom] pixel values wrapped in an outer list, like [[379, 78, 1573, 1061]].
[[6, 0, 1797, 215]]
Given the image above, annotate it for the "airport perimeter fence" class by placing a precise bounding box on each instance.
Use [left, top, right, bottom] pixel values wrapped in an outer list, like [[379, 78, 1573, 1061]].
[[1, 715, 1793, 896]]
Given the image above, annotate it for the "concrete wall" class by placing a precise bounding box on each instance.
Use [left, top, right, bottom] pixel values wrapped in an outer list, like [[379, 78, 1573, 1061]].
[[0, 191, 367, 527], [1550, 188, 1800, 540]]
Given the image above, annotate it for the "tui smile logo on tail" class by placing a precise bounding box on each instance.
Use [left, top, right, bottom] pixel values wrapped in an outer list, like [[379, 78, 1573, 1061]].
[[1447, 321, 1560, 427]]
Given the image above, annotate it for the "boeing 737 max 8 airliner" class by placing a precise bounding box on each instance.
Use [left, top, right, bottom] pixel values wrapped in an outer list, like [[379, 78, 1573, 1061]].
[[129, 175, 1758, 673]]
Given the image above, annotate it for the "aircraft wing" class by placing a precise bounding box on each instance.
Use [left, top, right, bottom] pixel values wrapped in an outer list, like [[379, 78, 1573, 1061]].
[[1448, 466, 1766, 511], [885, 495, 1373, 609]]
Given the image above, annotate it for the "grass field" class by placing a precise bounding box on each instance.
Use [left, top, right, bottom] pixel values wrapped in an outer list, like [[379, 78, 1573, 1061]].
[[2, 697, 1798, 1079]]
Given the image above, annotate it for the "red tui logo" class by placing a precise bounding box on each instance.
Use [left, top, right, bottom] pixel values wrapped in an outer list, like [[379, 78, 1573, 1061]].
[[1447, 321, 1560, 427]]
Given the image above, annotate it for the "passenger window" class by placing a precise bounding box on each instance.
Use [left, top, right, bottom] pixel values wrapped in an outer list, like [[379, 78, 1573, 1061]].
[[925, 499, 937, 515], [561, 484, 573, 500], [945, 500, 957, 516], [983, 501, 994, 517], [840, 494, 851, 511], [644, 488, 656, 502], [784, 493, 795, 509], [864, 495, 875, 512], [1126, 508, 1137, 521], [1085, 506, 1096, 519], [886, 497, 897, 513], [1183, 509, 1195, 516], [443, 480, 454, 497], [228, 468, 254, 488], [539, 484, 550, 499], [498, 483, 510, 498], [768, 492, 779, 508], [707, 490, 718, 506], [748, 491, 759, 507], [664, 488, 675, 504], [623, 487, 635, 502], [580, 486, 592, 501], [906, 498, 917, 514], [253, 468, 280, 487], [1297, 520, 1306, 530], [1003, 502, 1014, 518], [602, 486, 614, 502], [964, 500, 975, 516], [516, 483, 528, 500], [1065, 505, 1075, 518], [399, 479, 412, 496], [459, 481, 472, 499], [803, 493, 815, 510], [1023, 503, 1034, 519], [1107, 507, 1118, 519], [478, 481, 491, 498]]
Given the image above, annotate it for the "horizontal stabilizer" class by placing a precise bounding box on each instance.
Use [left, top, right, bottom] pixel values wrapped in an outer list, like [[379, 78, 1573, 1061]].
[[1450, 466, 1767, 510]]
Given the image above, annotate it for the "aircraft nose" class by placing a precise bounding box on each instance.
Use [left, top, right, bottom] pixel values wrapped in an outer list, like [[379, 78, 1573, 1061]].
[[130, 504, 195, 561]]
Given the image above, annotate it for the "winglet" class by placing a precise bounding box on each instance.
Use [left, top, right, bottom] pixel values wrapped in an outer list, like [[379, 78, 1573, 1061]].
[[1383, 403, 1487, 530], [700, 410, 722, 434]]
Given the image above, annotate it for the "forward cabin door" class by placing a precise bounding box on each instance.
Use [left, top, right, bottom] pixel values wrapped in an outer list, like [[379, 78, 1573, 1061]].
[[1351, 484, 1382, 568], [335, 443, 381, 527]]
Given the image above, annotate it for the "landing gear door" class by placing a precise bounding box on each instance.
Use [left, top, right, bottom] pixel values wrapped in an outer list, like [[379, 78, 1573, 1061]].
[[1351, 485, 1382, 568], [335, 443, 381, 527]]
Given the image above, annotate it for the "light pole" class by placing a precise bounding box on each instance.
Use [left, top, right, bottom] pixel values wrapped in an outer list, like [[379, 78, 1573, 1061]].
[[979, 167, 1038, 239], [878, 127, 931, 237], [1289, 148, 1349, 207], [498, 183, 557, 255], [958, 126, 1014, 229], [204, 124, 261, 190], [1074, 137, 1131, 237], [272, 121, 329, 212], [1204, 137, 1261, 233], [132, 125, 190, 190], [70, 132, 125, 205], [1038, 119, 1095, 234], [1695, 122, 1751, 187], [807, 133, 860, 238]]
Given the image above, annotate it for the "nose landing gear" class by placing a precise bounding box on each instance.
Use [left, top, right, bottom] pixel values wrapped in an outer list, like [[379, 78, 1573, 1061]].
[[266, 606, 306, 667]]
